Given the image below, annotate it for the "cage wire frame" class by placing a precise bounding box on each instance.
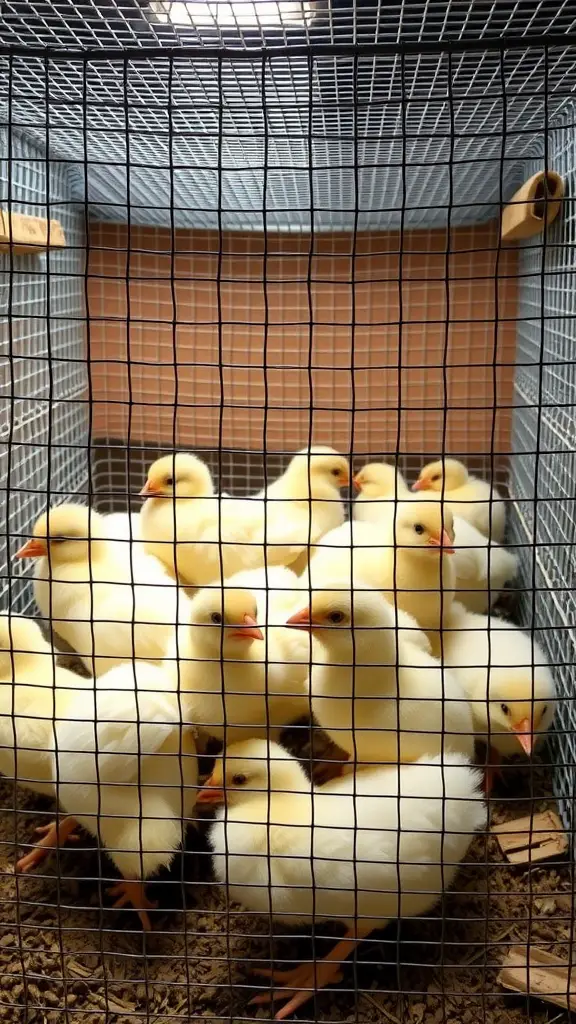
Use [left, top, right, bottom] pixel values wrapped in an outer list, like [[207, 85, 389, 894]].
[[0, 16, 574, 1024]]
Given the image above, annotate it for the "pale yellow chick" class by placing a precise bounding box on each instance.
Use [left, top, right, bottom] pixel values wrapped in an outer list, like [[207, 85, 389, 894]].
[[172, 584, 309, 748], [353, 461, 410, 524], [140, 452, 273, 585], [413, 458, 506, 542], [17, 504, 190, 676], [286, 585, 474, 768], [256, 446, 349, 570], [0, 613, 93, 871]]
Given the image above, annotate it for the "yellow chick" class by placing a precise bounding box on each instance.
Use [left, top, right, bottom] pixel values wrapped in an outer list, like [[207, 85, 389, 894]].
[[286, 585, 474, 768], [173, 584, 309, 748], [0, 614, 93, 872], [139, 452, 272, 585], [256, 446, 350, 570], [412, 458, 506, 542], [199, 739, 485, 1019], [443, 603, 556, 789], [353, 461, 410, 523], [16, 504, 190, 677]]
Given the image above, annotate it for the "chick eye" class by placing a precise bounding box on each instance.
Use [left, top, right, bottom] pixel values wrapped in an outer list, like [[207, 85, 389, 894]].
[[232, 773, 247, 786], [51, 537, 66, 545], [542, 705, 548, 716], [210, 612, 223, 625], [331, 468, 342, 477], [414, 524, 425, 535], [432, 474, 441, 482], [327, 610, 345, 624], [501, 703, 510, 716], [164, 476, 174, 486]]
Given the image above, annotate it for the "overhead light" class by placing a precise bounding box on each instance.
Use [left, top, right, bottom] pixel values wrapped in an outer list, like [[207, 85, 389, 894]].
[[150, 0, 311, 27]]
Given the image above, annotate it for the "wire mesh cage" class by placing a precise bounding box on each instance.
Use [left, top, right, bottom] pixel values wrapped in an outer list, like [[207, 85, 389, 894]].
[[0, 2, 575, 1022]]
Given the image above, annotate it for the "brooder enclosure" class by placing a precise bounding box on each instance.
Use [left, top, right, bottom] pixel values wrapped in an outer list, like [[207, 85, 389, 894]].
[[1, 2, 576, 1023]]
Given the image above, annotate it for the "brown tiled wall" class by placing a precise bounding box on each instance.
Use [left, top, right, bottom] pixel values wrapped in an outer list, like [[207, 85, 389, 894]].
[[87, 222, 518, 465]]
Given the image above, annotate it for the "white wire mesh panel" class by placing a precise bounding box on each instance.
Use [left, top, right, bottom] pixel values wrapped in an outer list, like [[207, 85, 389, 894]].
[[0, 130, 88, 612], [508, 106, 576, 832]]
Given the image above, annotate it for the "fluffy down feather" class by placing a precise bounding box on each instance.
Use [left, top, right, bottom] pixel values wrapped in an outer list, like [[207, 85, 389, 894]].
[[202, 739, 486, 1018], [412, 458, 506, 542]]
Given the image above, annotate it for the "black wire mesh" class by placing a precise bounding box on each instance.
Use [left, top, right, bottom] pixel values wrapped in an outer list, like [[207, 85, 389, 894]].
[[0, 8, 575, 1024]]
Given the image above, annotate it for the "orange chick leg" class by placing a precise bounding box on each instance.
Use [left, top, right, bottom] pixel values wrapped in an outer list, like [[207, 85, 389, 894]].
[[483, 746, 503, 795], [250, 927, 369, 1021], [16, 816, 80, 873], [107, 879, 158, 932]]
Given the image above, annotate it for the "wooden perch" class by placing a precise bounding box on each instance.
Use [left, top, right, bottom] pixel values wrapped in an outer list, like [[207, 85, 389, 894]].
[[492, 810, 567, 864], [498, 945, 576, 1013], [0, 211, 66, 253]]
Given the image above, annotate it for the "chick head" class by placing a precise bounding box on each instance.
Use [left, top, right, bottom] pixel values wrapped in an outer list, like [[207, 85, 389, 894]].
[[197, 738, 306, 806], [287, 446, 350, 496], [0, 613, 48, 672], [286, 584, 392, 637], [15, 504, 104, 564], [393, 501, 455, 556], [354, 462, 403, 499], [486, 665, 556, 756], [413, 458, 469, 493], [140, 453, 213, 500], [189, 585, 263, 654]]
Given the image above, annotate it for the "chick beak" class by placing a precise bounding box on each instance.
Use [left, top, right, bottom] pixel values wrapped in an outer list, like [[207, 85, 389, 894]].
[[352, 476, 362, 493], [340, 469, 351, 488], [412, 478, 428, 492], [196, 777, 226, 805], [286, 607, 322, 631], [139, 480, 161, 498], [15, 538, 47, 559], [428, 529, 455, 555], [512, 718, 534, 756], [228, 614, 264, 643]]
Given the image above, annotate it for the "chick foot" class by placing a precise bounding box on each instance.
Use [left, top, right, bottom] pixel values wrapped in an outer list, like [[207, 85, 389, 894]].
[[16, 816, 80, 873], [250, 959, 345, 1020], [108, 880, 158, 931]]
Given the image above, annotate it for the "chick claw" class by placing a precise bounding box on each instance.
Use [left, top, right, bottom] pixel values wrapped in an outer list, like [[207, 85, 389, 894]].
[[16, 817, 80, 873], [107, 880, 158, 932], [250, 961, 344, 1020]]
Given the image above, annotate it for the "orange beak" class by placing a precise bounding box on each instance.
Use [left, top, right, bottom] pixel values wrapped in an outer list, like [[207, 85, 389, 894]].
[[411, 478, 429, 492], [15, 538, 47, 559], [139, 480, 163, 497], [513, 718, 534, 756], [352, 475, 362, 492], [340, 469, 351, 488], [428, 529, 455, 555], [196, 777, 226, 805], [228, 614, 264, 642]]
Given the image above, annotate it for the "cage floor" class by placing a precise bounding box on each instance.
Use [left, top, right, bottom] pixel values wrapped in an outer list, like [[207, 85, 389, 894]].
[[0, 742, 571, 1024]]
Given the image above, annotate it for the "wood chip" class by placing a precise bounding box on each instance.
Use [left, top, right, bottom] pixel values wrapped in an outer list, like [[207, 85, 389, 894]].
[[498, 945, 576, 1012], [492, 810, 568, 864]]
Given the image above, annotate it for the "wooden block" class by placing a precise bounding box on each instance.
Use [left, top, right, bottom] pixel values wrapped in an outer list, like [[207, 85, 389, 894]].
[[498, 945, 576, 1013], [492, 810, 568, 864], [0, 210, 66, 253]]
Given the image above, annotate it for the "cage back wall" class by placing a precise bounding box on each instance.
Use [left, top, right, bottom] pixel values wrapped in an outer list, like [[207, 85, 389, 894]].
[[1, 4, 576, 1023]]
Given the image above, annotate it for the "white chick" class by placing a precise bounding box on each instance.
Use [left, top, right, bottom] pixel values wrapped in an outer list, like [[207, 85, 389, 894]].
[[253, 446, 350, 569], [449, 517, 518, 613], [443, 603, 556, 787], [103, 511, 141, 542], [412, 458, 506, 542], [199, 739, 486, 1020], [139, 453, 272, 586], [0, 614, 93, 872], [172, 584, 310, 748], [51, 660, 197, 930], [353, 461, 410, 523], [286, 585, 474, 767], [16, 504, 191, 677]]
